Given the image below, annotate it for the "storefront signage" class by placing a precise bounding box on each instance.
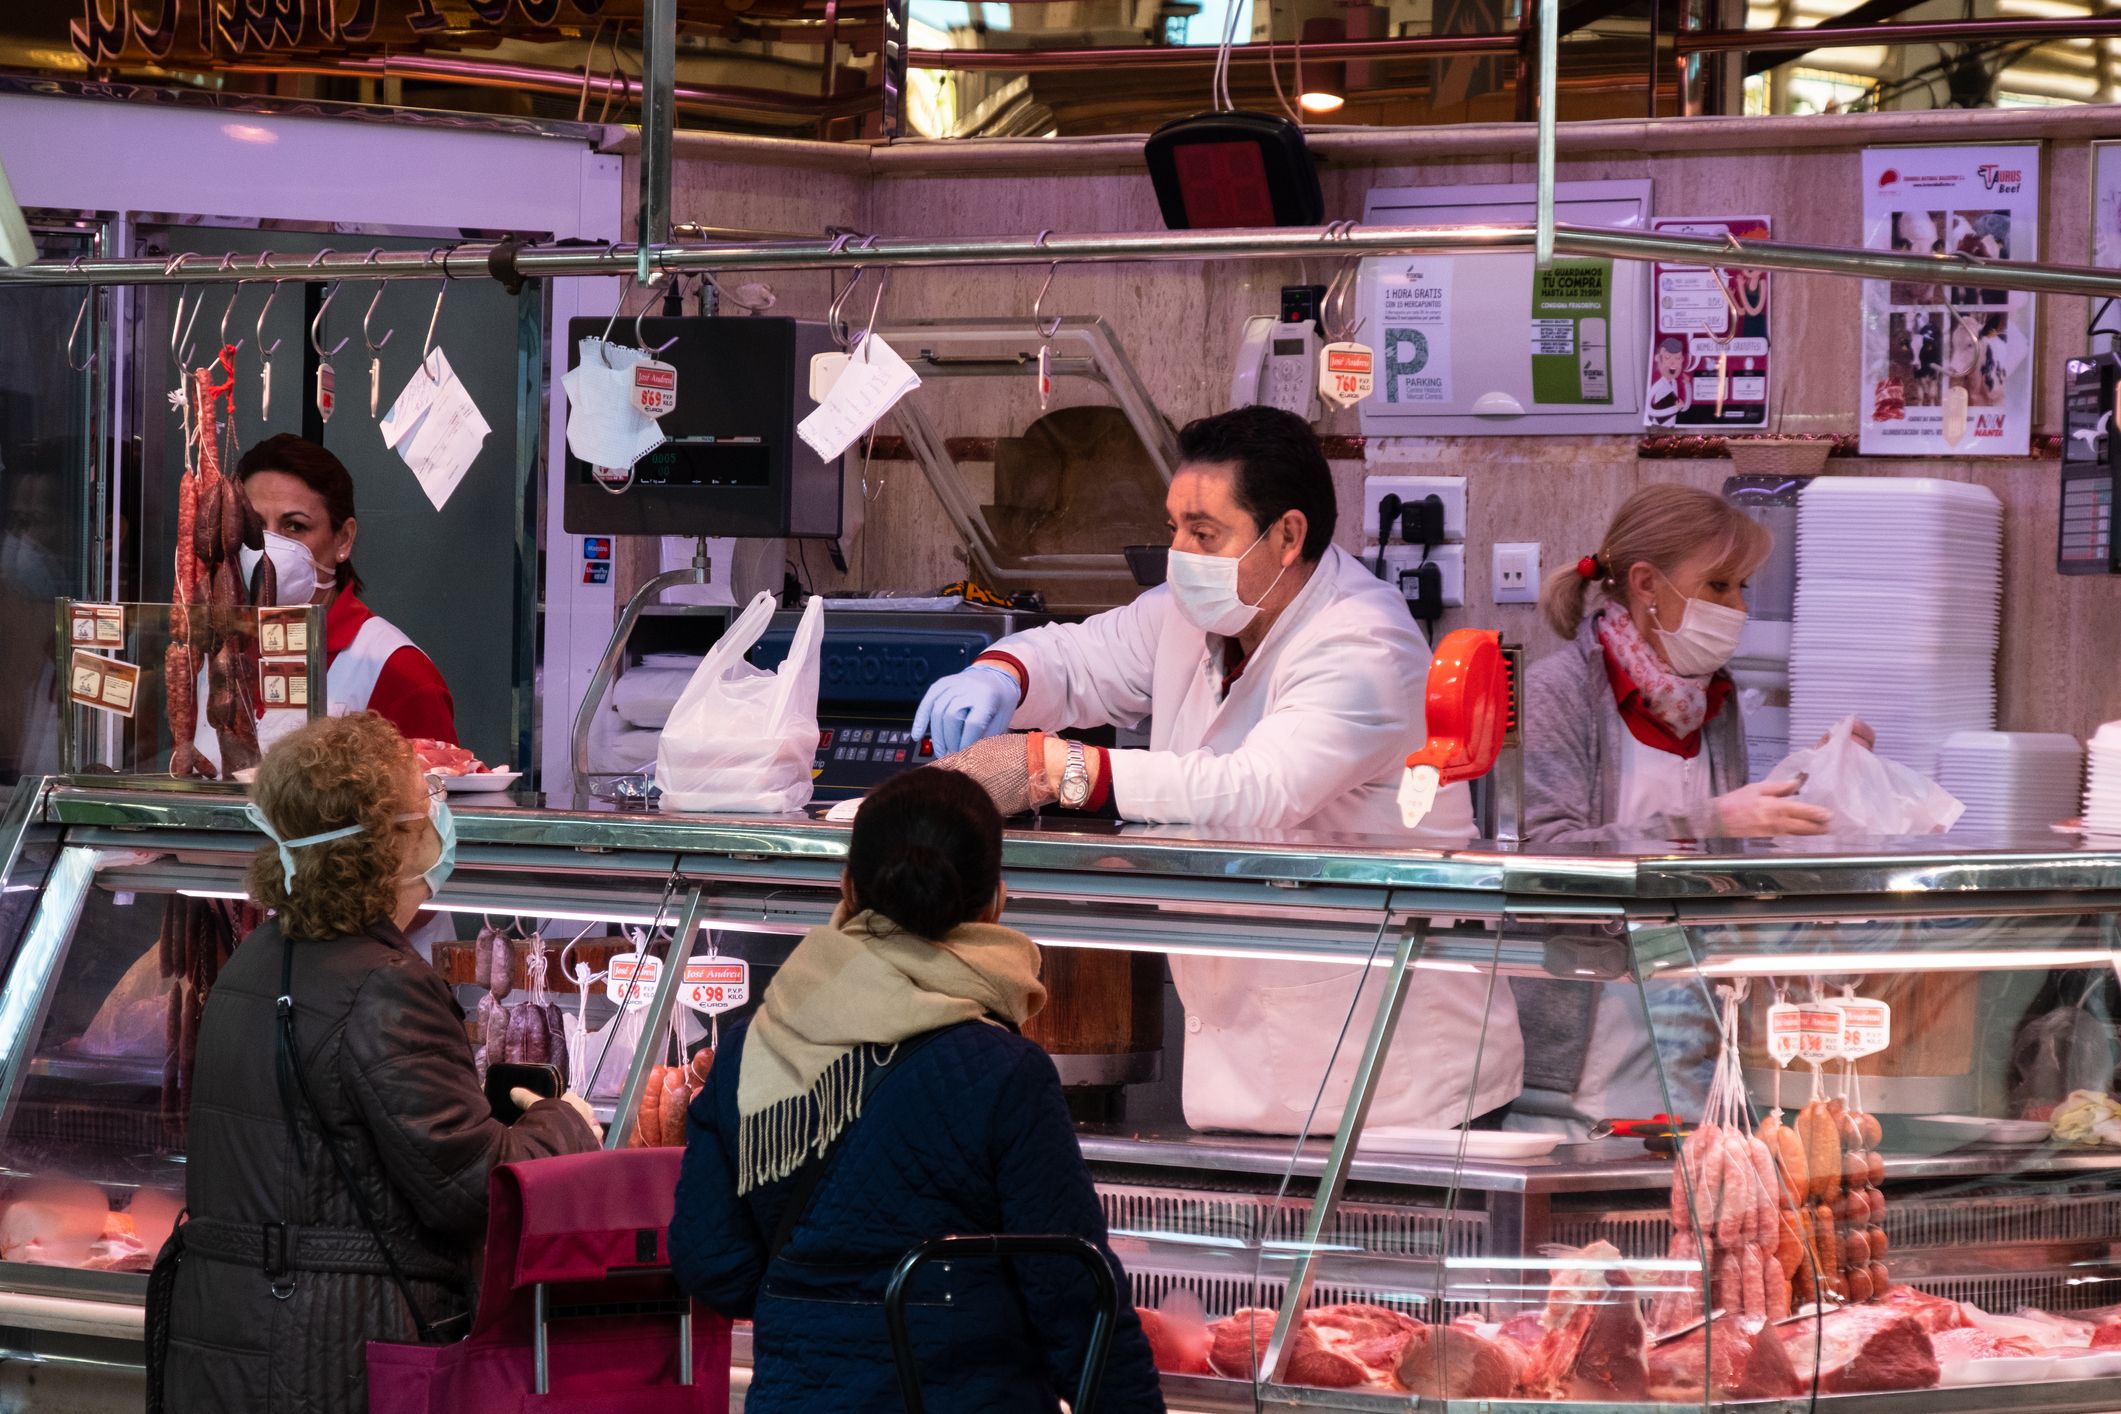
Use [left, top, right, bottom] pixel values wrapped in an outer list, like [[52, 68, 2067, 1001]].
[[1859, 144, 2040, 457], [1644, 216, 1772, 430], [71, 1, 614, 66]]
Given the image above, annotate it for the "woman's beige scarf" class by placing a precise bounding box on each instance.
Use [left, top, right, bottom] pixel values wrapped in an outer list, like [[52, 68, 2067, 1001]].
[[735, 904, 1045, 1194]]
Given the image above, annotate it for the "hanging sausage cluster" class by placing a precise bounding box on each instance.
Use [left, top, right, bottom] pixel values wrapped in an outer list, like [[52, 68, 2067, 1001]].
[[1767, 1097, 1889, 1307], [630, 1049, 713, 1148], [167, 354, 270, 780], [157, 895, 261, 1134], [471, 923, 570, 1087]]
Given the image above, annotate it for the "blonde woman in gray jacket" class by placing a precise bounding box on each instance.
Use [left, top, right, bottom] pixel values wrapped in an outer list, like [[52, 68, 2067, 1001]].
[[1508, 485, 1861, 1136]]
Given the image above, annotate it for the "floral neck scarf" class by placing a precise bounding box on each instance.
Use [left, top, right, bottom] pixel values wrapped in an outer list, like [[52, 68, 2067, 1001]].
[[1595, 607, 1711, 740]]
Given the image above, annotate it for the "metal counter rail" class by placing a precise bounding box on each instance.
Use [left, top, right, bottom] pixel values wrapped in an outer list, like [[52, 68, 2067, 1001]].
[[41, 784, 2121, 907]]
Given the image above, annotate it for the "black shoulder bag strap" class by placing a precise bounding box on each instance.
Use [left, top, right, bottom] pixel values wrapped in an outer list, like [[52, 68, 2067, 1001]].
[[761, 1023, 963, 1269], [276, 938, 457, 1343]]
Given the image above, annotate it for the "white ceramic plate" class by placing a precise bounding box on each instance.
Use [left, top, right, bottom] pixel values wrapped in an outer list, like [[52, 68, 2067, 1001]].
[[441, 770, 522, 794], [1907, 1114, 2053, 1145], [1358, 1127, 1563, 1159]]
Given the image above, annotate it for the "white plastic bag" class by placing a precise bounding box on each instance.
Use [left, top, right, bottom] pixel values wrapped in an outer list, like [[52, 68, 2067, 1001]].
[[655, 591, 824, 813], [1765, 715, 1965, 836]]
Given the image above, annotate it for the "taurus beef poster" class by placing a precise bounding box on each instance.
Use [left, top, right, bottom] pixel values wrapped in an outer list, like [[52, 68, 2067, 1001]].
[[1859, 145, 2039, 457]]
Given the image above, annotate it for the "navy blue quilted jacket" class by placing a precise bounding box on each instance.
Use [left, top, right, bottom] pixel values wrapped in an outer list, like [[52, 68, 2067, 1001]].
[[671, 1018, 1166, 1414]]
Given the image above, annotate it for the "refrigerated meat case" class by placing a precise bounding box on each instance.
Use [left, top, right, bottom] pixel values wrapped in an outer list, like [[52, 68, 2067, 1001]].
[[2, 778, 2120, 1413]]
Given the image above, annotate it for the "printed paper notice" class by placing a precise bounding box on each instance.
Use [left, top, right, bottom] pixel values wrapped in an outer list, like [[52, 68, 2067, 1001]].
[[69, 603, 124, 648], [797, 334, 921, 462], [1378, 261, 1453, 406], [68, 650, 139, 718], [1530, 260, 1614, 406], [381, 348, 492, 511], [1859, 145, 2039, 456], [1646, 216, 1773, 429]]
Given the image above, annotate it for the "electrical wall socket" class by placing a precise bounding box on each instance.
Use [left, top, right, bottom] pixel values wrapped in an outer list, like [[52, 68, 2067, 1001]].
[[1492, 542, 1541, 604], [1362, 475, 1467, 544], [1379, 544, 1466, 608]]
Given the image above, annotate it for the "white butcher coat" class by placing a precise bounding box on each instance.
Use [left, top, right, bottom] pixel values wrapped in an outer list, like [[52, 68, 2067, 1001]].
[[989, 545, 1524, 1134]]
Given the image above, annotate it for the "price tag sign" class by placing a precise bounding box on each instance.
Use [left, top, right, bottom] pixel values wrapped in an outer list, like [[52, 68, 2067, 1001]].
[[258, 605, 312, 657], [1834, 998, 1892, 1060], [679, 958, 751, 1017], [631, 360, 678, 418], [1795, 1006, 1845, 1063], [1318, 341, 1376, 409], [1765, 1001, 1804, 1066], [605, 952, 662, 1011], [69, 604, 124, 648], [68, 650, 139, 717], [809, 351, 849, 403]]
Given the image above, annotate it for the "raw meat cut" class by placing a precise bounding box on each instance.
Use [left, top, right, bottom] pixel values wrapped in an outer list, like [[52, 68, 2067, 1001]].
[[412, 738, 490, 776], [1875, 1284, 1973, 1334], [1137, 1307, 1212, 1375], [1777, 1305, 1940, 1393], [1932, 1327, 2043, 1361], [1522, 1243, 1649, 1401], [1396, 1323, 1524, 1399], [1307, 1303, 1420, 1381], [1649, 1316, 1804, 1401], [82, 1212, 151, 1272], [1207, 1309, 1275, 1380]]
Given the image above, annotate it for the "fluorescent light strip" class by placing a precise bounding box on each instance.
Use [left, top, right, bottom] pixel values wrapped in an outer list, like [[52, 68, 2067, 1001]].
[[1693, 947, 2114, 976]]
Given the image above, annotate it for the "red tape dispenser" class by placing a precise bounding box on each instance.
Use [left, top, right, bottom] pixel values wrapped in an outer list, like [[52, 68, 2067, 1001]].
[[1398, 628, 1511, 828]]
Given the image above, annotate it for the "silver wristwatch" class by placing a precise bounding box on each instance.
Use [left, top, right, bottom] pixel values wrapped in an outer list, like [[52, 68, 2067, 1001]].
[[1057, 740, 1093, 808]]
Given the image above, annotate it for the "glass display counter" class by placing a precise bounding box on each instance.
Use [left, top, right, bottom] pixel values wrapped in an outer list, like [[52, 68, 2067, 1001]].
[[3, 778, 2121, 1414]]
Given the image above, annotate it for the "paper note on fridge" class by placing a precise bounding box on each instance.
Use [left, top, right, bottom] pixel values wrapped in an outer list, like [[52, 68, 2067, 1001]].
[[797, 335, 920, 462], [381, 349, 491, 511]]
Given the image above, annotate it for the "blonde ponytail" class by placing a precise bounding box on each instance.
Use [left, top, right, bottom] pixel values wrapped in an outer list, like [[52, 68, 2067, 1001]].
[[1540, 485, 1772, 641]]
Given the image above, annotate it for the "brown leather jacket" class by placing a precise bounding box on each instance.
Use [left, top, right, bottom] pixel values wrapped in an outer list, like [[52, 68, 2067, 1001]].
[[159, 918, 596, 1413]]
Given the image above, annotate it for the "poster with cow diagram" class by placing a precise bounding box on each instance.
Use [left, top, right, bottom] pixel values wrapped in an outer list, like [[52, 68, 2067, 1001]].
[[1859, 145, 2038, 457]]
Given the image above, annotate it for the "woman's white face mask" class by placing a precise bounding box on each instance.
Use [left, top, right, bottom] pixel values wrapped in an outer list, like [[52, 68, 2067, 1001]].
[[238, 530, 332, 606], [1648, 569, 1748, 677]]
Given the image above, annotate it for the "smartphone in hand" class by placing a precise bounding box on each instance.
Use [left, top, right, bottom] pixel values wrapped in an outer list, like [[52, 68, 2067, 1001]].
[[486, 1062, 562, 1122]]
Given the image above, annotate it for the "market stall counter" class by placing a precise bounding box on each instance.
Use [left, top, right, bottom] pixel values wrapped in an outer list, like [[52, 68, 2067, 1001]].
[[1, 777, 2119, 1413]]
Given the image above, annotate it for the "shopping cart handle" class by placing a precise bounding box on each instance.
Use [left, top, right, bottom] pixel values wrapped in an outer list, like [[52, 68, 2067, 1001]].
[[883, 1234, 1118, 1414]]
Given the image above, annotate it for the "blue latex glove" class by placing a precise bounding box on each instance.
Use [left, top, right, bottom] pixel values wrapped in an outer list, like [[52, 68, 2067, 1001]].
[[912, 662, 1021, 757]]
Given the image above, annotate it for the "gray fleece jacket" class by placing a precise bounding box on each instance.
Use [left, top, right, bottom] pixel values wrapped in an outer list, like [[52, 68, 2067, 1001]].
[[1522, 609, 1750, 846], [1513, 608, 1748, 1102]]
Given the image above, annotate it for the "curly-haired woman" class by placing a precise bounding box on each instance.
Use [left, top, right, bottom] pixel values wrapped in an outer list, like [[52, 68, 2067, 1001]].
[[151, 713, 599, 1414]]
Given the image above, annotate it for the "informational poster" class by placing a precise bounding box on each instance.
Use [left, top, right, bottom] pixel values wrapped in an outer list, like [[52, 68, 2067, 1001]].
[[1378, 262, 1454, 406], [1529, 259, 1614, 405], [2094, 141, 2121, 273], [1860, 145, 2039, 457], [1645, 216, 1773, 429]]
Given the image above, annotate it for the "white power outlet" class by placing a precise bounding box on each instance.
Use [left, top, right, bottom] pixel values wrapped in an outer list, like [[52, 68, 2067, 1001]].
[[1362, 475, 1467, 545], [1492, 542, 1541, 604], [1379, 543, 1465, 609]]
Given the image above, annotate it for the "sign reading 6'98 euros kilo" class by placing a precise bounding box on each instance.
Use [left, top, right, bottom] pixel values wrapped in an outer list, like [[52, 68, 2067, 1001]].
[[680, 959, 751, 1016]]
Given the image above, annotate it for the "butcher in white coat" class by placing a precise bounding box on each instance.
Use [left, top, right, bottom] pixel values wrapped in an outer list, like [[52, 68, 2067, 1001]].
[[913, 406, 1522, 1135]]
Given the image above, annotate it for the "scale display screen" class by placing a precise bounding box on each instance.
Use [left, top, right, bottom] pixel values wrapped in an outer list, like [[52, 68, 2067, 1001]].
[[632, 440, 773, 489]]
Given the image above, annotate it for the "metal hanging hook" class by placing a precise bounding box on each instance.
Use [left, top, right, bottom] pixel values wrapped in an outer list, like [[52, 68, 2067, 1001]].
[[253, 253, 286, 356], [1031, 230, 1062, 340], [421, 279, 448, 365], [359, 250, 395, 355], [65, 258, 95, 373], [216, 253, 248, 357], [1321, 220, 1364, 342], [855, 266, 891, 361], [635, 300, 680, 356], [309, 249, 350, 357], [828, 235, 880, 351], [165, 253, 204, 375]]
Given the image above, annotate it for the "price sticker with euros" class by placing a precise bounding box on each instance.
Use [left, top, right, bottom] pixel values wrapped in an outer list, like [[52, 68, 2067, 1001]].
[[1318, 342, 1375, 410], [1834, 998, 1892, 1060], [1794, 1006, 1845, 1064], [604, 953, 662, 1011], [1765, 1001, 1804, 1066], [679, 958, 751, 1017]]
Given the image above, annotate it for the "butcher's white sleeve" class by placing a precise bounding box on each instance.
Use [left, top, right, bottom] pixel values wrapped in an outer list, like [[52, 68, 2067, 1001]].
[[1104, 616, 1411, 831], [990, 589, 1166, 733]]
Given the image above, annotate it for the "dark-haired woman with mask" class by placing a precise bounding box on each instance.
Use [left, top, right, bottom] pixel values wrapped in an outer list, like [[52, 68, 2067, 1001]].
[[670, 768, 1165, 1414], [152, 713, 597, 1413], [192, 433, 457, 774]]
